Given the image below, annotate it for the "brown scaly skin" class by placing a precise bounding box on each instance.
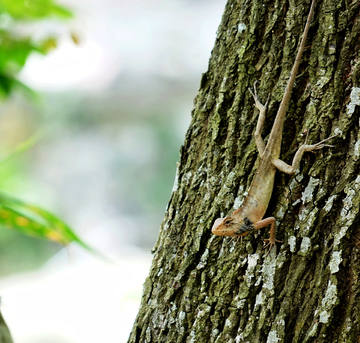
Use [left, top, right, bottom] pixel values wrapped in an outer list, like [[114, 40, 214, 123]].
[[211, 0, 336, 254]]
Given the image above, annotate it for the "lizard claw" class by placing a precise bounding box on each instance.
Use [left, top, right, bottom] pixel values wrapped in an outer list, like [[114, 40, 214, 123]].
[[248, 80, 270, 112], [229, 236, 242, 244], [263, 238, 283, 256], [248, 80, 259, 99], [301, 132, 338, 153], [303, 128, 310, 145]]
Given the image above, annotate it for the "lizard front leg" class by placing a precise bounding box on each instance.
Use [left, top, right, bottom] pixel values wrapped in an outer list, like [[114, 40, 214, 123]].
[[272, 131, 337, 175], [248, 81, 270, 158], [253, 217, 282, 255]]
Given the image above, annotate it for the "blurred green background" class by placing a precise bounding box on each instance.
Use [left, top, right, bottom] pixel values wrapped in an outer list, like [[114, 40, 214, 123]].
[[0, 0, 73, 275], [0, 0, 227, 342], [0, 0, 225, 277]]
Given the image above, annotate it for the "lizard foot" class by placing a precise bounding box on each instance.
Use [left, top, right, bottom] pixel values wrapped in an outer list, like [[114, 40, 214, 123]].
[[248, 80, 270, 113], [301, 130, 337, 152], [263, 238, 283, 256], [229, 236, 242, 244]]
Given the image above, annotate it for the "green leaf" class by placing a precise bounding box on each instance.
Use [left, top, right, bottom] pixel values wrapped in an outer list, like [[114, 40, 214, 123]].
[[0, 73, 38, 99], [0, 0, 72, 97], [0, 73, 13, 96], [0, 31, 42, 71], [0, 191, 93, 250], [49, 4, 72, 19], [0, 0, 73, 20]]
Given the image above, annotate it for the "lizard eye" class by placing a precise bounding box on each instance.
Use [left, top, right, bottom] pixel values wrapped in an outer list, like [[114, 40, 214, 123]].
[[223, 217, 233, 225]]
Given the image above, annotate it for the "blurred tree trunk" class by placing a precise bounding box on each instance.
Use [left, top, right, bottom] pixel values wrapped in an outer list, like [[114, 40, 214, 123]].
[[0, 311, 13, 343], [128, 0, 360, 342]]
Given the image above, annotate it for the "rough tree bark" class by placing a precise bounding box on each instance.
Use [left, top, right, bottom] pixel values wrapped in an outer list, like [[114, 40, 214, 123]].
[[128, 0, 360, 342]]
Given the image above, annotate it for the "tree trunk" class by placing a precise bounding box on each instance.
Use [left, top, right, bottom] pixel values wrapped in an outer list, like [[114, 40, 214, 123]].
[[0, 311, 13, 343], [128, 0, 360, 342]]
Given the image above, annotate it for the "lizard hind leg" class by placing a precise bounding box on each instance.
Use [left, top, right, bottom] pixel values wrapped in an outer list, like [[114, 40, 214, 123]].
[[272, 132, 337, 175]]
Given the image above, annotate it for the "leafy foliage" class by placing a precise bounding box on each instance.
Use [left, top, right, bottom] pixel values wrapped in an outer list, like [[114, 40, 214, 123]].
[[0, 0, 72, 19], [0, 0, 96, 253], [0, 191, 91, 249], [0, 0, 72, 97]]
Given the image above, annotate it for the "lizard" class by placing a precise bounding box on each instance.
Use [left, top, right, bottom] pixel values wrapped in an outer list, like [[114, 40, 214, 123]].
[[211, 0, 336, 253]]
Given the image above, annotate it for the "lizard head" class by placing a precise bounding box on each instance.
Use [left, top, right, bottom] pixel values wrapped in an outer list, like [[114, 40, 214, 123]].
[[212, 216, 254, 237], [212, 216, 239, 236]]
